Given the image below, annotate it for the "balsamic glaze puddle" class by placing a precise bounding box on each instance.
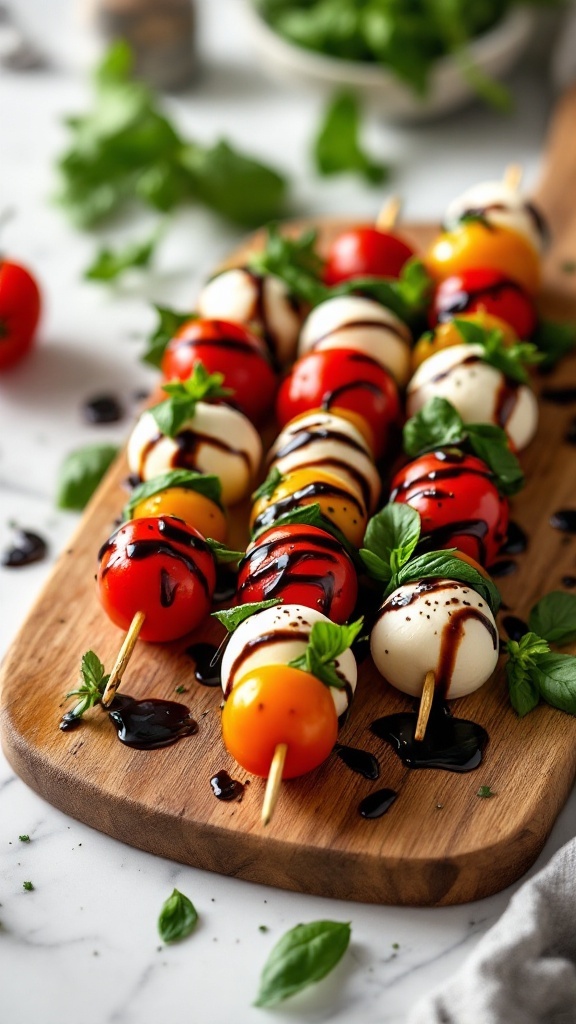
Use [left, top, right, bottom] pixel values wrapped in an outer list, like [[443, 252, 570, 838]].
[[335, 743, 380, 780], [210, 770, 244, 801], [550, 510, 576, 535], [371, 703, 488, 772], [2, 527, 48, 568], [562, 575, 576, 589], [502, 615, 529, 642], [541, 386, 576, 406], [185, 642, 223, 687], [82, 394, 124, 424], [359, 788, 397, 819], [499, 521, 528, 557], [108, 695, 197, 749]]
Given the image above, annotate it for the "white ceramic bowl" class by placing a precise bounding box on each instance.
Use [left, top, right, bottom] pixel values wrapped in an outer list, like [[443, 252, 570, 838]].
[[243, 4, 534, 121]]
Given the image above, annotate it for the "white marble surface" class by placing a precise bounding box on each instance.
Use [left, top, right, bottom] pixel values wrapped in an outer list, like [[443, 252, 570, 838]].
[[0, 3, 574, 1022]]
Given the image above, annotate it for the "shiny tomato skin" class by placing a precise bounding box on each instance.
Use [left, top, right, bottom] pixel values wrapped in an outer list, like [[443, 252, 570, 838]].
[[276, 348, 400, 460], [97, 516, 216, 642], [390, 450, 509, 567], [132, 487, 228, 543], [237, 524, 357, 623], [426, 223, 540, 295], [161, 318, 277, 424], [0, 260, 41, 370], [324, 226, 415, 285], [429, 268, 537, 338], [222, 665, 338, 778]]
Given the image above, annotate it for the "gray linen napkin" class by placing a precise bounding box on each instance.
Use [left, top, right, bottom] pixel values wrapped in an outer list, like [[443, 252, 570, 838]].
[[407, 837, 576, 1024]]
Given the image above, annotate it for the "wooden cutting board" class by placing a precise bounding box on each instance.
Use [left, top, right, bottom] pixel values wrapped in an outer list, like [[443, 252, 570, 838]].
[[3, 93, 576, 908]]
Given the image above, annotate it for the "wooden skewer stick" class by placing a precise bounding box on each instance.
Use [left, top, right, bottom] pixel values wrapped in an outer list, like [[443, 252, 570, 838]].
[[101, 610, 146, 707], [414, 670, 436, 742], [261, 742, 288, 827], [376, 195, 402, 232], [504, 163, 523, 192]]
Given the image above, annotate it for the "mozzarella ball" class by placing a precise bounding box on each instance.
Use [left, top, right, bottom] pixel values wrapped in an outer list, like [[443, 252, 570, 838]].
[[299, 295, 412, 386], [221, 603, 357, 717], [444, 181, 545, 254], [406, 343, 538, 451], [197, 267, 301, 368], [268, 410, 381, 513], [370, 579, 499, 699], [127, 403, 262, 506]]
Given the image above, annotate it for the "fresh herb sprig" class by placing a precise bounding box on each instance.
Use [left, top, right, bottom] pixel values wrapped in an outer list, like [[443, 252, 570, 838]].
[[403, 397, 524, 496], [532, 319, 576, 370], [332, 258, 433, 326], [150, 364, 233, 437], [250, 499, 361, 567], [453, 318, 543, 384], [249, 224, 326, 307], [157, 889, 198, 944], [528, 592, 576, 647], [313, 91, 388, 184], [288, 618, 363, 688], [255, 919, 351, 1007], [85, 225, 164, 282], [142, 305, 197, 368], [63, 651, 109, 723], [360, 504, 500, 614], [123, 470, 223, 520], [213, 599, 281, 632], [506, 593, 576, 717]]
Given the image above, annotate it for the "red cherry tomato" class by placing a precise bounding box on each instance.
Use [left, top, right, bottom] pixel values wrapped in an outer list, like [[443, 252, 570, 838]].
[[0, 260, 41, 370], [237, 523, 358, 623], [276, 349, 400, 460], [324, 227, 415, 285], [429, 269, 537, 339], [97, 516, 216, 642], [161, 318, 277, 424], [390, 450, 509, 567], [221, 664, 338, 778]]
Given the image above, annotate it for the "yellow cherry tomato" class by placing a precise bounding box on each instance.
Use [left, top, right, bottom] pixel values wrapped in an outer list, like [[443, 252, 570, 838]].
[[250, 466, 367, 547], [411, 313, 517, 372], [222, 664, 338, 778], [426, 223, 540, 296], [133, 487, 228, 543]]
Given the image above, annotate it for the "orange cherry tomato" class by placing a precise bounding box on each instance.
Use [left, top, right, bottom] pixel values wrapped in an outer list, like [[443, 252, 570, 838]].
[[426, 223, 540, 296], [411, 313, 516, 372], [132, 487, 228, 543], [221, 665, 338, 778], [250, 466, 368, 548]]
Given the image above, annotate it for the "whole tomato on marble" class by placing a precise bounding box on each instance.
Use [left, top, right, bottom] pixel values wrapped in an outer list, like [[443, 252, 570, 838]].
[[0, 259, 41, 370]]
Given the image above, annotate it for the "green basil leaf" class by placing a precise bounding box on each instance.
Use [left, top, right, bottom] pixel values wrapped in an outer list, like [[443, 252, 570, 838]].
[[150, 395, 193, 438], [505, 657, 540, 718], [330, 259, 432, 326], [249, 224, 325, 306], [533, 653, 576, 714], [393, 549, 501, 616], [206, 539, 244, 565], [84, 226, 162, 282], [150, 364, 232, 437], [453, 318, 542, 384], [157, 889, 198, 944], [313, 91, 388, 185], [123, 470, 222, 519], [56, 443, 119, 511], [528, 592, 576, 647], [213, 599, 280, 633], [288, 618, 362, 689], [64, 649, 110, 720], [465, 423, 524, 496], [255, 920, 351, 1007], [403, 397, 465, 458], [181, 139, 287, 227], [251, 501, 360, 567], [360, 504, 421, 583], [252, 467, 283, 503], [142, 305, 196, 368], [533, 319, 576, 370]]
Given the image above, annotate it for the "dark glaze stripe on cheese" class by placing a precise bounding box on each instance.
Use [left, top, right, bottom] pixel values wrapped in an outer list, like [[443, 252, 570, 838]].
[[311, 316, 411, 348]]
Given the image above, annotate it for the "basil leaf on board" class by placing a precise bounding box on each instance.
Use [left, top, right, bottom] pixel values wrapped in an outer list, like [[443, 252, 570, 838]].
[[157, 889, 198, 944], [84, 226, 162, 282], [313, 91, 388, 185], [403, 397, 465, 458], [360, 504, 421, 583], [254, 920, 351, 1007], [142, 305, 196, 368], [288, 618, 363, 689], [123, 470, 222, 519], [532, 319, 576, 370], [392, 549, 501, 616], [63, 650, 110, 722], [213, 599, 281, 632], [528, 592, 576, 647], [56, 444, 119, 511], [533, 653, 576, 715]]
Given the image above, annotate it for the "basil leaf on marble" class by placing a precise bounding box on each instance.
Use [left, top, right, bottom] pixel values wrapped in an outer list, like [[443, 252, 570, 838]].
[[255, 920, 351, 1007], [56, 443, 119, 510], [157, 889, 198, 944], [313, 91, 388, 185]]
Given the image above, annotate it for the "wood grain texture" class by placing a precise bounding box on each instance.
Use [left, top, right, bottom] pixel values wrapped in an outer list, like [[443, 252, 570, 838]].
[[2, 212, 576, 907]]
